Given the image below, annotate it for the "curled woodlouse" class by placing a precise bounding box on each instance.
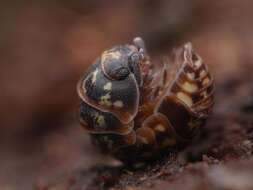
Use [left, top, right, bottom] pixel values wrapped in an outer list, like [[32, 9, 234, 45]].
[[77, 37, 214, 164]]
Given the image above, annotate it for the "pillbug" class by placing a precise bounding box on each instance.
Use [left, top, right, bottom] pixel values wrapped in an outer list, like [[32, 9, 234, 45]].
[[77, 37, 214, 164]]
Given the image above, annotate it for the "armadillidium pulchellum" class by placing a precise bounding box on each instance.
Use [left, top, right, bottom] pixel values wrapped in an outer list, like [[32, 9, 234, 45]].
[[77, 37, 214, 164]]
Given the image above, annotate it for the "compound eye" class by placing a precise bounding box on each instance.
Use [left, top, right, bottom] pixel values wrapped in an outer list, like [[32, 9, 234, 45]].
[[128, 52, 143, 85], [101, 55, 130, 81], [111, 67, 130, 80]]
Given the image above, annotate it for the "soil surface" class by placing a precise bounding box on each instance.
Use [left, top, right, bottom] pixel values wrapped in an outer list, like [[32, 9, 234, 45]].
[[37, 62, 253, 190]]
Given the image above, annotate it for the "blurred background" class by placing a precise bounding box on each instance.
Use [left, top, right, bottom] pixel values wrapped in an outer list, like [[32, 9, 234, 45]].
[[0, 0, 253, 189]]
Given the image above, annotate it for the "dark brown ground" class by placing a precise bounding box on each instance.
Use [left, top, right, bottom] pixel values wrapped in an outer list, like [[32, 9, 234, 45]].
[[37, 62, 253, 190], [1, 1, 253, 190]]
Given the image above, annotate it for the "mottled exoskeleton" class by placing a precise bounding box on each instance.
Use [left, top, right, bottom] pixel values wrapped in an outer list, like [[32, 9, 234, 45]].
[[77, 37, 214, 164]]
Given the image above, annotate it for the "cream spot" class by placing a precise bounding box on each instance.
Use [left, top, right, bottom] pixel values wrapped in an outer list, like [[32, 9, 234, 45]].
[[201, 91, 208, 98], [182, 82, 198, 93], [154, 124, 166, 132], [96, 115, 105, 126], [202, 78, 210, 85], [101, 51, 121, 63], [92, 69, 99, 83], [139, 137, 149, 144], [99, 93, 112, 107], [103, 82, 112, 91], [199, 70, 207, 78], [194, 59, 202, 68], [176, 92, 193, 107], [187, 72, 195, 80], [113, 100, 124, 108], [108, 51, 121, 59]]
